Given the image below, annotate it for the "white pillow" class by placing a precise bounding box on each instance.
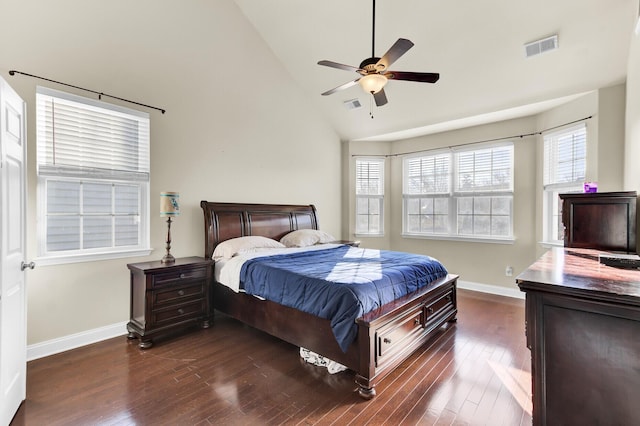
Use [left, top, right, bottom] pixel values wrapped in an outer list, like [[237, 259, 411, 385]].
[[280, 229, 336, 248], [213, 236, 285, 259]]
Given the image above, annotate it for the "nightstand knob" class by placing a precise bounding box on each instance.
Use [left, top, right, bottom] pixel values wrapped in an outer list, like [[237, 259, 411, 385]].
[[178, 308, 184, 315], [178, 290, 185, 296]]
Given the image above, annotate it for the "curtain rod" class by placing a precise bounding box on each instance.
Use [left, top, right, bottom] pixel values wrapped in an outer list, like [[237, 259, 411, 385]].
[[8, 70, 166, 114], [352, 115, 593, 157]]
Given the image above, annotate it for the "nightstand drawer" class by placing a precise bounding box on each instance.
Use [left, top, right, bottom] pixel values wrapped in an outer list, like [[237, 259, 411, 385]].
[[153, 283, 205, 305], [151, 267, 208, 288], [152, 299, 207, 326]]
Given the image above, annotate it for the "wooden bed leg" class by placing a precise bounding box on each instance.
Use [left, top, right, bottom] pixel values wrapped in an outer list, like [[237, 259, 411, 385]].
[[358, 385, 376, 400]]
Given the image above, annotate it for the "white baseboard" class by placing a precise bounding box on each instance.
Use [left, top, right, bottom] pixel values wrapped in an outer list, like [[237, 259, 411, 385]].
[[27, 321, 128, 361], [26, 281, 522, 361], [458, 280, 525, 300]]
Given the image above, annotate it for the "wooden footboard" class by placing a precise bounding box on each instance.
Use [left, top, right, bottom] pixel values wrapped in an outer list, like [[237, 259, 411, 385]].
[[212, 273, 458, 398]]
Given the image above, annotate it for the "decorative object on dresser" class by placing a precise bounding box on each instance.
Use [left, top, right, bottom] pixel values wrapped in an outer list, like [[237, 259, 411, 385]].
[[160, 191, 180, 264], [201, 201, 458, 399], [126, 257, 213, 348], [517, 248, 640, 425], [559, 191, 637, 253]]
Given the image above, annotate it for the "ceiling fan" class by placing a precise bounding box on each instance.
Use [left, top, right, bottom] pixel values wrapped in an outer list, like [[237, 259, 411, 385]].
[[318, 0, 440, 107]]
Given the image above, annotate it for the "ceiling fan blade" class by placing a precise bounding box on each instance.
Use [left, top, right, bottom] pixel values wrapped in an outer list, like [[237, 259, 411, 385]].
[[376, 38, 414, 70], [317, 60, 361, 73], [321, 79, 360, 96], [384, 71, 440, 83], [373, 88, 388, 106]]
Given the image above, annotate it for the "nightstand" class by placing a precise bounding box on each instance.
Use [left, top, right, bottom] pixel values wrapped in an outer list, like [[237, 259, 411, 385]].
[[126, 256, 213, 348]]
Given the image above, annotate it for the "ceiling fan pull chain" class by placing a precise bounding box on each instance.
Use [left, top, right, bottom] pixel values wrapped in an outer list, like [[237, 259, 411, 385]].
[[370, 96, 374, 119]]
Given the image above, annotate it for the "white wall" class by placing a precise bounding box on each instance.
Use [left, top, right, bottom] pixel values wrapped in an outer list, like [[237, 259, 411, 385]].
[[0, 0, 342, 346]]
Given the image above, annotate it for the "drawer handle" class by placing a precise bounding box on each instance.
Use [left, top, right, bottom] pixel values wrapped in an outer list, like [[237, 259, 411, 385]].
[[179, 273, 186, 279], [414, 318, 420, 325], [178, 290, 185, 296], [446, 294, 452, 302], [427, 307, 434, 314], [383, 337, 392, 344], [177, 308, 184, 315]]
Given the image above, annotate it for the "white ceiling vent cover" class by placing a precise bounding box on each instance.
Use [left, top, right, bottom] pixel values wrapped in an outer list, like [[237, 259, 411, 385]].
[[525, 35, 558, 58], [343, 98, 362, 110]]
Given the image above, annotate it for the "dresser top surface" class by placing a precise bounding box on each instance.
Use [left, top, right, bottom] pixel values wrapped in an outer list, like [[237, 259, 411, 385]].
[[516, 248, 640, 301]]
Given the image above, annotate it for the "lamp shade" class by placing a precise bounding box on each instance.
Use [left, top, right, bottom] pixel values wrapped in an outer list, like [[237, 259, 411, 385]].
[[359, 74, 388, 94], [160, 192, 180, 217]]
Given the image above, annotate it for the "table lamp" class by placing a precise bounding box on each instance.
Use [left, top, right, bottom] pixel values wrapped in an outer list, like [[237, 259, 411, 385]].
[[160, 191, 180, 263]]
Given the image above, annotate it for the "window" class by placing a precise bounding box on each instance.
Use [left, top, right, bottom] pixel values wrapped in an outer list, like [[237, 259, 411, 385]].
[[542, 123, 586, 244], [355, 158, 384, 236], [36, 87, 151, 264], [403, 142, 514, 241]]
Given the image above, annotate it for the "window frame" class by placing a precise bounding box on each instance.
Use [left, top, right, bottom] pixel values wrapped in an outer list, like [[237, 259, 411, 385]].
[[355, 157, 385, 237], [541, 123, 587, 245], [35, 87, 151, 265], [402, 142, 515, 243]]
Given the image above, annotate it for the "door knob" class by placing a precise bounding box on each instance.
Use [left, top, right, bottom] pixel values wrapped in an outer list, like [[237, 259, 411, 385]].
[[21, 261, 35, 271]]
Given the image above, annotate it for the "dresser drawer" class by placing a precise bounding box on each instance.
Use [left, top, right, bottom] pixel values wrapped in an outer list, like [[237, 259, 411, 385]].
[[152, 283, 205, 306], [151, 299, 207, 326], [151, 266, 208, 288]]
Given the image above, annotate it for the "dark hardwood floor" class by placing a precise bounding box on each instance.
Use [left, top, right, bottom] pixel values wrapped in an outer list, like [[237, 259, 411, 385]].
[[11, 289, 531, 425]]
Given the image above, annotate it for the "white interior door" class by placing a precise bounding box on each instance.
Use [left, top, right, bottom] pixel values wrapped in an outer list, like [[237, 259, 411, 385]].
[[0, 76, 28, 425]]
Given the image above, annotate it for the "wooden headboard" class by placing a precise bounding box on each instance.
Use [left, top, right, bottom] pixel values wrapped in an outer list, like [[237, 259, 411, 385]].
[[200, 201, 319, 259]]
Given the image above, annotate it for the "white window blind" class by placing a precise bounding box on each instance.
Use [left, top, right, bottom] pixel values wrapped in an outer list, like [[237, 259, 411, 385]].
[[542, 123, 587, 243], [355, 158, 384, 236], [543, 123, 586, 187], [36, 87, 150, 263], [403, 143, 514, 241]]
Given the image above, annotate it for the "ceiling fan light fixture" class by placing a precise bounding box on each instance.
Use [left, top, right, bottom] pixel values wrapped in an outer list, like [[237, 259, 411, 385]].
[[359, 73, 387, 94]]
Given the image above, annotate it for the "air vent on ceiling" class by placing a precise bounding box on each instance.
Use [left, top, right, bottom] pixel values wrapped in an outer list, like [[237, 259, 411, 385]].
[[525, 34, 558, 58], [343, 98, 362, 110]]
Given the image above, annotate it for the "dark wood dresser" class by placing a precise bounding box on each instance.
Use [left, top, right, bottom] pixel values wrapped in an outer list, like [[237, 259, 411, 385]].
[[517, 248, 640, 425], [560, 191, 636, 252], [127, 257, 213, 348]]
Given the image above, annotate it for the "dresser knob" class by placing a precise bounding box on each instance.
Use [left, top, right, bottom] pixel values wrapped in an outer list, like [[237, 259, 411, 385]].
[[427, 307, 434, 314], [383, 337, 392, 344], [414, 318, 420, 325], [178, 308, 184, 315], [179, 273, 185, 279], [178, 290, 185, 296]]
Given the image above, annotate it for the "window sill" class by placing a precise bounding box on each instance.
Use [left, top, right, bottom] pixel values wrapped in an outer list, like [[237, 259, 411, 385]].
[[35, 248, 153, 267], [539, 241, 564, 249], [402, 233, 515, 245]]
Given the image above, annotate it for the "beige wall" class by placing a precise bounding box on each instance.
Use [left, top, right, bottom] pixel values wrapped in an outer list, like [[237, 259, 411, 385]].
[[346, 85, 628, 291], [624, 18, 640, 251], [0, 0, 342, 345]]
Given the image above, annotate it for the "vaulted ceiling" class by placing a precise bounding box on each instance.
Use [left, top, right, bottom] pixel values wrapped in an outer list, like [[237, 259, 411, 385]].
[[235, 0, 638, 141]]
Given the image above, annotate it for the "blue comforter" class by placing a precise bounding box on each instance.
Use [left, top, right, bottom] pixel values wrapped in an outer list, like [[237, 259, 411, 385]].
[[239, 245, 448, 352]]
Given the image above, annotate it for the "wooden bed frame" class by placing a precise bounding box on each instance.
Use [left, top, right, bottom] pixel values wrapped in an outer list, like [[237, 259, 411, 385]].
[[201, 201, 459, 398]]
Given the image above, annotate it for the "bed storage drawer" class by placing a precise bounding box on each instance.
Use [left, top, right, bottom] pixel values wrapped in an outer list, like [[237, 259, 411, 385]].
[[373, 281, 457, 370]]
